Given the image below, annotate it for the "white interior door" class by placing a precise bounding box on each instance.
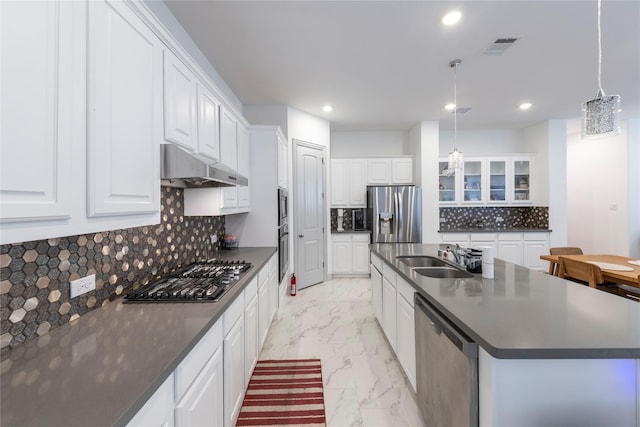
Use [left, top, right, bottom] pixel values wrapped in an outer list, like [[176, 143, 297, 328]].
[[294, 142, 325, 289]]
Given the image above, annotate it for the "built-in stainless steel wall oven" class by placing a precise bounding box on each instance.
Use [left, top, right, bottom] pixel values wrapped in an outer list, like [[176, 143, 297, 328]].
[[278, 188, 288, 282]]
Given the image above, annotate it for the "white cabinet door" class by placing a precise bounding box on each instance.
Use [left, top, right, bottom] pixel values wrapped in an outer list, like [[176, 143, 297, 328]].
[[237, 123, 251, 208], [330, 159, 348, 206], [511, 157, 534, 204], [127, 374, 174, 427], [370, 265, 383, 324], [523, 234, 550, 271], [367, 159, 391, 184], [348, 159, 367, 206], [392, 158, 413, 184], [258, 280, 270, 349], [382, 276, 397, 352], [351, 235, 370, 274], [396, 294, 416, 392], [331, 235, 352, 274], [277, 135, 288, 189], [244, 293, 258, 388], [196, 84, 220, 161], [0, 0, 74, 223], [220, 108, 238, 209], [163, 50, 197, 151], [224, 316, 245, 427], [498, 238, 524, 266], [88, 0, 161, 217], [269, 265, 278, 321], [175, 346, 224, 427]]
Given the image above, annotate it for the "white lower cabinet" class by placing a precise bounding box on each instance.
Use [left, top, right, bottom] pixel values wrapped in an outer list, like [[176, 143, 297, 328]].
[[258, 264, 272, 350], [331, 233, 370, 275], [224, 298, 245, 427], [175, 346, 223, 427], [441, 232, 550, 270], [396, 277, 416, 392], [244, 278, 259, 389], [127, 374, 175, 427], [370, 263, 383, 324], [372, 254, 417, 394], [382, 274, 397, 352]]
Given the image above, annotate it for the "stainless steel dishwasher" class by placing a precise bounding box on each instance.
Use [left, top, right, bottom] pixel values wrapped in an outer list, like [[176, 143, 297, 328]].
[[414, 294, 478, 427]]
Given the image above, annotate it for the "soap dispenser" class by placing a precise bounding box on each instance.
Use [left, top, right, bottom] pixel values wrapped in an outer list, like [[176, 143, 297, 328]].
[[337, 209, 344, 232]]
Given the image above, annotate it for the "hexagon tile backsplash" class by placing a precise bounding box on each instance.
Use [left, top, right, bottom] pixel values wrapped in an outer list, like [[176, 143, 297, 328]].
[[0, 187, 225, 354]]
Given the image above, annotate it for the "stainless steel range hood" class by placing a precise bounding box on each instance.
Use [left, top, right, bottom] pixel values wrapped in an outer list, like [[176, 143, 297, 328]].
[[161, 144, 248, 188]]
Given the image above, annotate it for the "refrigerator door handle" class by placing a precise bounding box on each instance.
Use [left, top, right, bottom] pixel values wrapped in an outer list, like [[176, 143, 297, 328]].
[[394, 191, 400, 237]]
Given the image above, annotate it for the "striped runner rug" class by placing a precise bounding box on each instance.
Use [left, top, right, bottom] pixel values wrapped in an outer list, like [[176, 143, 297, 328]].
[[235, 359, 326, 427]]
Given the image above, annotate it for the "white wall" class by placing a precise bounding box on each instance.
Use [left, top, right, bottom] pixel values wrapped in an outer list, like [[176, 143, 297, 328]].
[[244, 105, 289, 138], [439, 129, 527, 155], [567, 121, 630, 255], [628, 118, 640, 258], [418, 122, 440, 244], [331, 131, 409, 156]]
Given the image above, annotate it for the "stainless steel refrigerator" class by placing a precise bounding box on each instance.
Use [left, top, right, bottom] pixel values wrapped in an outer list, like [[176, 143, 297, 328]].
[[367, 185, 422, 243]]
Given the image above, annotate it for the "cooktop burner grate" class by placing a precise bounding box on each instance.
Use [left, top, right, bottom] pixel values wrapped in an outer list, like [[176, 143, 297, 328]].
[[125, 260, 252, 303]]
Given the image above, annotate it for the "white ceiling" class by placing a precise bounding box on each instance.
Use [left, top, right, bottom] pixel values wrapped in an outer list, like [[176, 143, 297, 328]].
[[164, 0, 640, 131]]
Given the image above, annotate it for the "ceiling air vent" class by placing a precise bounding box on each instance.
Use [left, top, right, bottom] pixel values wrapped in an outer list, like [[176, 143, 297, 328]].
[[484, 37, 519, 55], [453, 107, 472, 114]]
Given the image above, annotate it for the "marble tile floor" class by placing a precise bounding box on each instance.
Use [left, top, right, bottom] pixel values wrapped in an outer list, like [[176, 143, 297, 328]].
[[258, 278, 426, 427]]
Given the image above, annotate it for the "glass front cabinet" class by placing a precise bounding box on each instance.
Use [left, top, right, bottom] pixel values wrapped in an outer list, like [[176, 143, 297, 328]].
[[438, 156, 534, 206]]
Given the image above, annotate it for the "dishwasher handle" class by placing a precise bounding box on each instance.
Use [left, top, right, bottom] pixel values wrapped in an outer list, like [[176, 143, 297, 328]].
[[415, 294, 478, 358]]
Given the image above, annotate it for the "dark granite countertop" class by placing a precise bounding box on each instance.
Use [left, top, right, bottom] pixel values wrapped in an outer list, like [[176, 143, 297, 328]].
[[439, 228, 552, 233], [0, 247, 277, 427], [370, 243, 640, 359]]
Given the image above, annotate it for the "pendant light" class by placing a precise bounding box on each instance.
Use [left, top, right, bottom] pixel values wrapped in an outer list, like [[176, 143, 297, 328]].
[[444, 59, 463, 177], [581, 0, 620, 139]]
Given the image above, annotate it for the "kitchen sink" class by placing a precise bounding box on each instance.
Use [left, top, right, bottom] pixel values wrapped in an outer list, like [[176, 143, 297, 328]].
[[412, 267, 474, 279], [396, 256, 448, 268]]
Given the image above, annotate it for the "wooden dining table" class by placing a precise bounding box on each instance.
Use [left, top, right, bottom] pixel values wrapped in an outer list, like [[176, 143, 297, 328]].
[[540, 254, 640, 287]]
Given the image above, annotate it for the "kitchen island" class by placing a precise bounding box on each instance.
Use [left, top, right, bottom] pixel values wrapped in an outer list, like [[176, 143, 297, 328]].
[[0, 247, 277, 427], [371, 243, 640, 427]]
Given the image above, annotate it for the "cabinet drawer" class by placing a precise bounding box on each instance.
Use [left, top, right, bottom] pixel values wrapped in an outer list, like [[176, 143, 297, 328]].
[[470, 233, 497, 241], [382, 263, 396, 287], [352, 234, 370, 243], [498, 233, 523, 241], [224, 295, 244, 336], [332, 234, 351, 243], [523, 233, 549, 241], [175, 319, 223, 400], [396, 276, 415, 307]]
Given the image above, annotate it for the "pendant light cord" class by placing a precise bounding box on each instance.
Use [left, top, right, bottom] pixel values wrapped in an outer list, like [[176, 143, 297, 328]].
[[453, 61, 458, 150], [597, 0, 603, 93]]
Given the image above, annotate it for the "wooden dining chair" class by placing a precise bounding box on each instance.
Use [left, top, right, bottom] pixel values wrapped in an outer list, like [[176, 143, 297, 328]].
[[556, 256, 603, 288], [550, 247, 583, 255], [548, 247, 584, 276]]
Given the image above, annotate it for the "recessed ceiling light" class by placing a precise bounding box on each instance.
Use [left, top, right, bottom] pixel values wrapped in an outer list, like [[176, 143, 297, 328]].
[[519, 102, 532, 110], [442, 10, 461, 26], [445, 103, 456, 111], [322, 105, 333, 112]]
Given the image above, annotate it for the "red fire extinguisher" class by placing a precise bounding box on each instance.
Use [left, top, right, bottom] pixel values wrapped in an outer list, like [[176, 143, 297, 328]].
[[290, 273, 297, 296]]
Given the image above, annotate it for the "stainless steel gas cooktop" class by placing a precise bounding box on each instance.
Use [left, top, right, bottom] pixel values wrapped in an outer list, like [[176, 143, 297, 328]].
[[125, 259, 252, 303]]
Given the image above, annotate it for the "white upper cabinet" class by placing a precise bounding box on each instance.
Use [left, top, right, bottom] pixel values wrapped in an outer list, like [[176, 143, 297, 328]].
[[391, 158, 413, 184], [439, 156, 535, 206], [237, 123, 251, 208], [330, 158, 366, 207], [196, 83, 221, 162], [88, 0, 161, 216], [0, 0, 75, 223], [163, 49, 198, 151], [367, 159, 392, 184], [220, 106, 238, 171]]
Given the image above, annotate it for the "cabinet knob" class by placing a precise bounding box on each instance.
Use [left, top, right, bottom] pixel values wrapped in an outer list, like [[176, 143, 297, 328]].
[[298, 234, 304, 238]]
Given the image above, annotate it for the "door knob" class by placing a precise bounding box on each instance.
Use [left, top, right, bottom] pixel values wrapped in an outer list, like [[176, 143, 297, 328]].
[[298, 234, 304, 238]]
